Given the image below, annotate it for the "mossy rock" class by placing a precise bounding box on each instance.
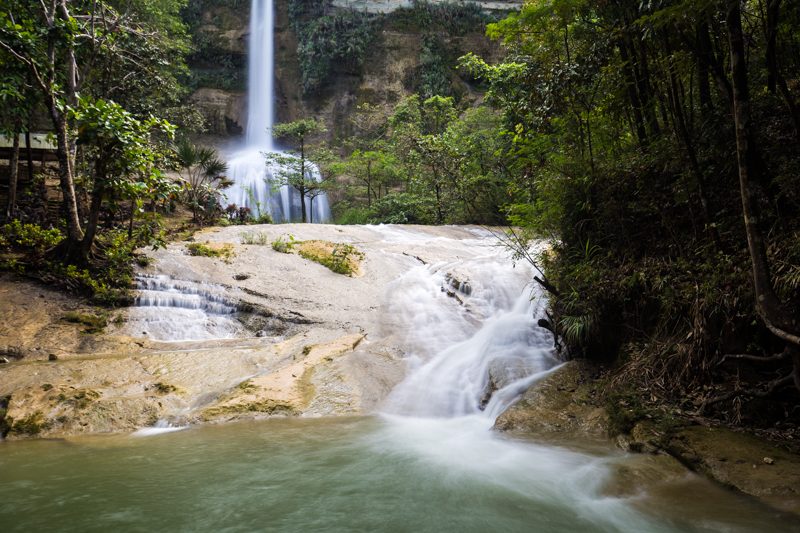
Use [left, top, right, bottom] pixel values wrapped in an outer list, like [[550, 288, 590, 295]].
[[202, 399, 297, 420], [62, 312, 108, 334], [152, 382, 179, 395], [297, 240, 364, 276], [56, 388, 101, 410], [186, 242, 235, 262], [9, 411, 49, 436]]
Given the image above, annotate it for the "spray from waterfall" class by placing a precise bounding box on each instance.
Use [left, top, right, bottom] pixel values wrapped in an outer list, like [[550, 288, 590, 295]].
[[226, 0, 331, 223]]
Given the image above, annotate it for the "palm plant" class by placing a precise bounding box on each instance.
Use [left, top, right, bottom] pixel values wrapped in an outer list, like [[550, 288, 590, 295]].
[[174, 138, 231, 223]]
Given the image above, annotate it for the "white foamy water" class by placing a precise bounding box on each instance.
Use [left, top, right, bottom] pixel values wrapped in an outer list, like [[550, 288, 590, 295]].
[[126, 275, 245, 341], [383, 252, 555, 417], [368, 228, 662, 530], [131, 419, 188, 437]]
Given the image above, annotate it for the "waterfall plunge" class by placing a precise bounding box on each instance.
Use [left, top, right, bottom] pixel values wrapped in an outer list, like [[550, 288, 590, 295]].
[[225, 0, 330, 223]]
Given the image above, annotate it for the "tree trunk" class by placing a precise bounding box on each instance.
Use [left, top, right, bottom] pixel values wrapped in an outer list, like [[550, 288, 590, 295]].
[[50, 102, 83, 244], [765, 0, 781, 94], [664, 35, 720, 248], [618, 39, 648, 146], [80, 186, 103, 259], [696, 22, 713, 110], [299, 137, 307, 223], [6, 130, 20, 220], [128, 203, 135, 239], [726, 0, 800, 347]]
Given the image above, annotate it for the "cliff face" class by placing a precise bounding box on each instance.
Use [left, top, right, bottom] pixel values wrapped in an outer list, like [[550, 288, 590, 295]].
[[331, 0, 522, 13], [188, 0, 505, 140]]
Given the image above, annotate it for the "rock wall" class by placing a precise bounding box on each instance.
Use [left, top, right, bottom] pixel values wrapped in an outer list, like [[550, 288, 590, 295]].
[[331, 0, 523, 13], [188, 0, 507, 140]]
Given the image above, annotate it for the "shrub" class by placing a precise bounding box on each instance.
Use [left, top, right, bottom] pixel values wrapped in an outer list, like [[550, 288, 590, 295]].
[[298, 241, 364, 276], [187, 242, 235, 261], [271, 234, 296, 253], [293, 9, 379, 94], [0, 221, 63, 253]]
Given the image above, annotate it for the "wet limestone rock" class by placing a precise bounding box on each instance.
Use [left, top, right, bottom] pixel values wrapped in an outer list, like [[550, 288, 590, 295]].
[[664, 425, 800, 515], [189, 88, 245, 136], [199, 333, 365, 422], [494, 361, 608, 439]]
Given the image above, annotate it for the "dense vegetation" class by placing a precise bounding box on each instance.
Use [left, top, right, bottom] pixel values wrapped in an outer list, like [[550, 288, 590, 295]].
[[0, 0, 231, 302], [1, 0, 798, 431], [315, 0, 800, 429]]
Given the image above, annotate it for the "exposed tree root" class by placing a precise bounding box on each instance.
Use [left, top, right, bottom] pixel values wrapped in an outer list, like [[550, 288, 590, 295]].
[[717, 348, 790, 366]]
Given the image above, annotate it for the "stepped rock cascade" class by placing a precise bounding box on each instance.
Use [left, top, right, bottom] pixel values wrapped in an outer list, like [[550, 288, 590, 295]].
[[126, 274, 245, 341], [382, 250, 558, 419], [225, 0, 330, 223]]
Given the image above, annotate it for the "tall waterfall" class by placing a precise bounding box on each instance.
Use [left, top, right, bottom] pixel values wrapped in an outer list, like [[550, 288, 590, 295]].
[[244, 0, 275, 149], [226, 0, 331, 223]]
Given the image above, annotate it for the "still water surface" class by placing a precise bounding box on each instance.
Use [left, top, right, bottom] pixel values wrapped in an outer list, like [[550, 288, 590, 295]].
[[1, 416, 794, 533]]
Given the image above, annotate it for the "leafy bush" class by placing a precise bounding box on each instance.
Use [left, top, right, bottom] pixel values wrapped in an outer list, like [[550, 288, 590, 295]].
[[368, 193, 431, 224], [298, 241, 364, 276], [271, 234, 297, 253], [336, 206, 372, 225], [187, 242, 234, 261], [0, 221, 63, 253]]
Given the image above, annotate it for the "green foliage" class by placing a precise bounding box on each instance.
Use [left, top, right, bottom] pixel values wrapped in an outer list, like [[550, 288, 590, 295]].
[[445, 0, 800, 422], [417, 35, 455, 99], [181, 0, 246, 93], [298, 242, 364, 276], [9, 411, 49, 436], [335, 206, 372, 225], [368, 193, 431, 224], [271, 234, 297, 253], [186, 242, 234, 261], [62, 312, 109, 334], [291, 7, 379, 95], [387, 0, 493, 36], [0, 221, 63, 253], [175, 138, 230, 224], [269, 119, 329, 223]]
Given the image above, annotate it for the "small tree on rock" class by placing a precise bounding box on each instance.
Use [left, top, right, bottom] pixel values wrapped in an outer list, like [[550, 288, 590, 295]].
[[268, 119, 327, 223]]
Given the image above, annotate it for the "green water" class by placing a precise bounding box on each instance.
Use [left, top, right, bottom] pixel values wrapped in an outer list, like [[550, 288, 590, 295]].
[[0, 416, 794, 533]]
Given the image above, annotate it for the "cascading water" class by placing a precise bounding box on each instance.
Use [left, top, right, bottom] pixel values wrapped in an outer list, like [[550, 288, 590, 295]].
[[365, 235, 659, 530], [5, 227, 792, 532], [382, 250, 559, 419], [225, 0, 330, 223], [126, 274, 245, 341]]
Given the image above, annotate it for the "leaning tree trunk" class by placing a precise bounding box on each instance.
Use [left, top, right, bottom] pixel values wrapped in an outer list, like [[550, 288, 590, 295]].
[[726, 1, 800, 387]]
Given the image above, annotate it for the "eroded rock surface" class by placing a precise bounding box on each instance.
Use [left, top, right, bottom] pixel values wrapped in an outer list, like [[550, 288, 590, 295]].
[[0, 224, 494, 439]]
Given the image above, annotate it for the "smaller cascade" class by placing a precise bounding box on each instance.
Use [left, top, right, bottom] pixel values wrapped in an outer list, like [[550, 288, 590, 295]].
[[382, 256, 559, 420], [126, 275, 245, 341]]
